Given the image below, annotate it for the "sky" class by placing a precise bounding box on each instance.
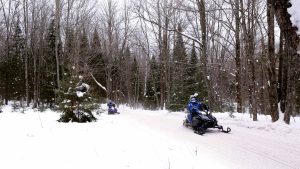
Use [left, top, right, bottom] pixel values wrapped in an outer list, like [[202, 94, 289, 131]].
[[289, 0, 300, 35]]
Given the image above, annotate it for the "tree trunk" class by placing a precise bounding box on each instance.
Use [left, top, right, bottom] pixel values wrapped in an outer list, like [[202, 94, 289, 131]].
[[267, 0, 279, 122], [239, 0, 257, 120], [235, 0, 242, 113], [55, 0, 61, 98], [249, 0, 257, 121], [1, 0, 12, 105], [277, 32, 283, 104], [260, 40, 266, 115], [23, 0, 29, 106], [196, 0, 213, 111], [31, 0, 37, 108], [161, 18, 169, 109], [271, 0, 300, 124]]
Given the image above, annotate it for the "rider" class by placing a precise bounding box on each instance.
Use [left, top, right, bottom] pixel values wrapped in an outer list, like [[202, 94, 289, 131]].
[[107, 100, 118, 114], [187, 97, 208, 123]]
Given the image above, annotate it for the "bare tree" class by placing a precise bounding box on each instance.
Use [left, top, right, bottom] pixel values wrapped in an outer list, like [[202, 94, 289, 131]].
[[271, 0, 299, 123], [196, 0, 215, 110], [0, 0, 18, 104], [266, 0, 278, 122], [234, 0, 242, 113], [240, 0, 257, 120], [55, 0, 61, 97], [22, 0, 29, 106]]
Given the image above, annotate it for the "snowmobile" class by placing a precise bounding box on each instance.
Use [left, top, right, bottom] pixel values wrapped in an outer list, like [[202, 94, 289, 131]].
[[108, 107, 120, 115], [183, 110, 231, 135], [107, 101, 120, 115]]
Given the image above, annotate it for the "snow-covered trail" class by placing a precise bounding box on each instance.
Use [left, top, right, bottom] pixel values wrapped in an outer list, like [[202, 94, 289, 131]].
[[120, 107, 300, 169], [0, 105, 299, 169]]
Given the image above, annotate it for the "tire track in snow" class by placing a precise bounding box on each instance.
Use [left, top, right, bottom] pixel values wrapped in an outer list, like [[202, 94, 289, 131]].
[[120, 109, 300, 169]]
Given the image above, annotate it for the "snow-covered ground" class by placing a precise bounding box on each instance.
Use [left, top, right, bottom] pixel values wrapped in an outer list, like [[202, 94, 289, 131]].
[[0, 104, 300, 169]]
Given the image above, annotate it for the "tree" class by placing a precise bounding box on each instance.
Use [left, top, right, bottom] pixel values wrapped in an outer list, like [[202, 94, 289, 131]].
[[130, 56, 143, 108], [144, 56, 160, 110], [9, 18, 25, 100], [267, 0, 279, 122], [23, 0, 29, 107], [78, 28, 90, 76], [196, 0, 216, 111], [240, 0, 257, 120], [89, 28, 106, 99], [184, 41, 207, 102], [58, 75, 97, 122], [40, 19, 57, 107], [0, 0, 15, 105], [234, 0, 242, 113], [29, 0, 49, 108], [55, 0, 61, 96], [120, 47, 132, 104], [271, 0, 300, 123], [169, 24, 188, 111], [157, 0, 171, 110]]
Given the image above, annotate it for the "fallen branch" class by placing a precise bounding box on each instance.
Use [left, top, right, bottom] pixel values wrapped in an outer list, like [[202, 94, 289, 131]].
[[90, 73, 107, 92]]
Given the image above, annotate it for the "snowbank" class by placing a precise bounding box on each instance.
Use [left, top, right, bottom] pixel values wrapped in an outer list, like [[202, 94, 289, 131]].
[[215, 112, 300, 134]]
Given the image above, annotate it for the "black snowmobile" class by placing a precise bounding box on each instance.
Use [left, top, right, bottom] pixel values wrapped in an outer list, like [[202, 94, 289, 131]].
[[183, 110, 231, 135]]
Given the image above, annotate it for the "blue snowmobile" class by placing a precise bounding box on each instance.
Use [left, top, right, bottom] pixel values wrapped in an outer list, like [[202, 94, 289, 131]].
[[183, 98, 231, 135], [107, 101, 120, 115]]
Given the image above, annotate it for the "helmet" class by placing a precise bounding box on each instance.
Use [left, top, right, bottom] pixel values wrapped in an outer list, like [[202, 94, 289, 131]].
[[190, 97, 196, 103]]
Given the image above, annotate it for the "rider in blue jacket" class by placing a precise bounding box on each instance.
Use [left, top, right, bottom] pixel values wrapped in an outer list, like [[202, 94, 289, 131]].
[[187, 97, 208, 123], [107, 100, 118, 114]]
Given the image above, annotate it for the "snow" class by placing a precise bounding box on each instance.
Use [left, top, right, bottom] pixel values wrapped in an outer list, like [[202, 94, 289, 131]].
[[289, 0, 300, 35], [76, 83, 90, 97], [76, 91, 85, 97], [0, 104, 300, 169], [190, 93, 198, 98]]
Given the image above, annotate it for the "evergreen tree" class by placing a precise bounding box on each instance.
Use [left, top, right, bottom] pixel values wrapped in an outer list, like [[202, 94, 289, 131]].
[[58, 75, 97, 123], [40, 19, 57, 106], [169, 24, 188, 111], [144, 56, 160, 110], [184, 41, 207, 102], [89, 29, 106, 99], [9, 18, 25, 100]]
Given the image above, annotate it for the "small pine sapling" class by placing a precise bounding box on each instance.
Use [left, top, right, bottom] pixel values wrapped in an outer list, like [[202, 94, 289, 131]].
[[58, 75, 98, 122]]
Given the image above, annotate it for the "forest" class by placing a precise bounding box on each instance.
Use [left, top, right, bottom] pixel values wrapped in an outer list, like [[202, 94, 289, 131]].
[[0, 0, 299, 124]]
